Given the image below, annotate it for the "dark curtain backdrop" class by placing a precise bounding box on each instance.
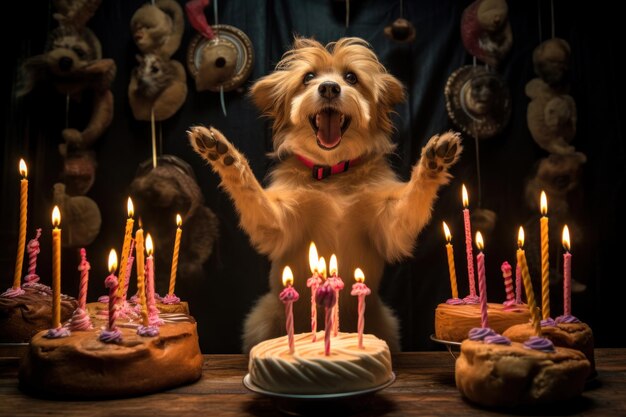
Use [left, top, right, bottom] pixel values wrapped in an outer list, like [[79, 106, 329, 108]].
[[2, 1, 624, 352]]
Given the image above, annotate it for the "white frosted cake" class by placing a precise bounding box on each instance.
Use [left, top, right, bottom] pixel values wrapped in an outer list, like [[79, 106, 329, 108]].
[[248, 331, 393, 394]]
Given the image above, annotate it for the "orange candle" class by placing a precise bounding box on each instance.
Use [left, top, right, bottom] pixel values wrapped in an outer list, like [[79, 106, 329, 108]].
[[168, 214, 182, 296], [517, 227, 541, 336], [13, 159, 28, 289], [117, 198, 134, 298], [539, 191, 550, 319], [134, 225, 149, 326], [442, 221, 458, 299], [51, 206, 61, 328]]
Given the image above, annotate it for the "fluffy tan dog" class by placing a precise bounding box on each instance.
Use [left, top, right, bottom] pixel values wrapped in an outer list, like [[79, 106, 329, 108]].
[[188, 37, 462, 352]]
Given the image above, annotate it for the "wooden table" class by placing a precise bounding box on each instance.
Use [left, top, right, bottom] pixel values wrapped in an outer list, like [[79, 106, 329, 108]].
[[0, 349, 624, 416]]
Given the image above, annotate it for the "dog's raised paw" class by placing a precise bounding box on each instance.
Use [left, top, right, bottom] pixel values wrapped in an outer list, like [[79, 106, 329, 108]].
[[188, 126, 239, 167], [422, 132, 462, 176]]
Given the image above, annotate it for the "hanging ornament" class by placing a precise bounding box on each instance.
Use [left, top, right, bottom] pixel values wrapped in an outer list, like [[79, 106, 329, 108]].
[[461, 0, 512, 68], [384, 1, 415, 43], [445, 65, 511, 140]]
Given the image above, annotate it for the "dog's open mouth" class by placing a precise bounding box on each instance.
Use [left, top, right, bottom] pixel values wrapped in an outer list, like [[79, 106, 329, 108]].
[[309, 109, 351, 150]]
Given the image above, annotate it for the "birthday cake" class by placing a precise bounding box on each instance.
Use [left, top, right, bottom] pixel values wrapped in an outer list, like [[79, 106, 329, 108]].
[[434, 302, 532, 342], [248, 331, 393, 394], [455, 337, 591, 406], [502, 319, 595, 373], [18, 316, 202, 398], [0, 285, 77, 343]]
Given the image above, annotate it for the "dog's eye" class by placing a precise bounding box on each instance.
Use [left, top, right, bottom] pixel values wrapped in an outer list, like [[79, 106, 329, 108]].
[[303, 72, 315, 85], [344, 72, 358, 85], [151, 65, 159, 74]]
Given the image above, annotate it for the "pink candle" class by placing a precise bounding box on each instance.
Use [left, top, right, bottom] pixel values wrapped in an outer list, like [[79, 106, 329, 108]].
[[145, 234, 161, 326], [105, 250, 119, 331], [306, 243, 322, 341], [77, 248, 90, 310], [515, 262, 522, 304], [328, 254, 344, 337], [316, 280, 336, 356], [562, 225, 572, 316], [279, 266, 300, 354], [500, 261, 515, 306], [24, 228, 42, 285], [475, 232, 488, 328], [351, 268, 371, 349], [462, 185, 478, 303]]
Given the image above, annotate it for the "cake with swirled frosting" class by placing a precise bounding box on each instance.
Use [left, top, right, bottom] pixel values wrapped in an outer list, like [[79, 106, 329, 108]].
[[248, 331, 393, 394]]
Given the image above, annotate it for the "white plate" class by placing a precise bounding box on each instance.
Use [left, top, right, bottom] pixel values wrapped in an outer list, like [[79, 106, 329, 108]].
[[242, 372, 396, 400]]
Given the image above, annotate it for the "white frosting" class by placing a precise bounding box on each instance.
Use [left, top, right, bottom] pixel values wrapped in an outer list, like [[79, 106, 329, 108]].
[[248, 331, 392, 394]]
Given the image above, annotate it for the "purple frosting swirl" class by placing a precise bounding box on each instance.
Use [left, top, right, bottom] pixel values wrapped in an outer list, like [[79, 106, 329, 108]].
[[137, 325, 160, 337], [484, 334, 511, 345], [541, 317, 557, 327], [468, 327, 496, 341], [463, 294, 480, 304], [555, 314, 581, 324], [1, 287, 25, 298], [523, 336, 555, 352], [44, 327, 71, 339], [445, 297, 465, 305], [68, 308, 93, 331], [98, 295, 109, 303], [503, 299, 516, 308], [99, 328, 123, 343], [162, 294, 181, 304]]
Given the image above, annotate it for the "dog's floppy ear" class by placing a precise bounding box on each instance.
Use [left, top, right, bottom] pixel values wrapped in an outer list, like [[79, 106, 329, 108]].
[[250, 72, 283, 115], [379, 73, 405, 107]]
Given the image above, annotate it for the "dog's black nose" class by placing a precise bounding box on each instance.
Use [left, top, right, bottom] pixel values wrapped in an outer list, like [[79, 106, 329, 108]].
[[318, 81, 341, 99], [59, 57, 73, 71]]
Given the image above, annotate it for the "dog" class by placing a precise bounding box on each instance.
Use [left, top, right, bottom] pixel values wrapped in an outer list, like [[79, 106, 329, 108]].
[[188, 37, 462, 352]]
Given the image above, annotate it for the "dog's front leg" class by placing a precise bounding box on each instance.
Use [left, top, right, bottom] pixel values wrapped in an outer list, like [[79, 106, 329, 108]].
[[188, 126, 286, 255], [375, 132, 462, 261]]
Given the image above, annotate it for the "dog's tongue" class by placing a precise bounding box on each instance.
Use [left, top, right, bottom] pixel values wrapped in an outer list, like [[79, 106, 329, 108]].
[[317, 110, 342, 148]]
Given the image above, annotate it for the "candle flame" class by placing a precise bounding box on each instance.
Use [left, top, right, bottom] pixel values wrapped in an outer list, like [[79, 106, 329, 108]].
[[443, 221, 452, 242], [329, 254, 338, 276], [540, 191, 548, 216], [462, 184, 469, 208], [52, 206, 61, 227], [354, 268, 365, 283], [282, 266, 294, 286], [562, 225, 570, 252], [127, 197, 134, 218], [308, 242, 318, 274], [476, 231, 484, 251], [108, 249, 118, 273], [19, 159, 27, 178], [518, 226, 525, 248], [176, 214, 182, 227], [146, 233, 154, 256], [318, 256, 327, 279]]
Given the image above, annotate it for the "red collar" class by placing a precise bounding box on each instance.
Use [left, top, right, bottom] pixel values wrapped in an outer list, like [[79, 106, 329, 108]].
[[296, 155, 360, 180]]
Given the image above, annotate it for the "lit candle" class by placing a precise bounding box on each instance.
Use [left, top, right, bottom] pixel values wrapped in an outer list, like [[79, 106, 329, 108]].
[[13, 159, 28, 290], [306, 242, 322, 341], [316, 274, 336, 357], [51, 206, 62, 328], [562, 225, 572, 317], [442, 221, 459, 300], [122, 239, 135, 300], [135, 224, 149, 327], [462, 185, 478, 303], [24, 228, 42, 285], [475, 232, 488, 328], [328, 254, 344, 337], [351, 268, 371, 349], [540, 191, 550, 320], [279, 266, 300, 354], [117, 198, 135, 298], [500, 261, 515, 306], [99, 249, 123, 343], [517, 227, 542, 336], [145, 234, 161, 326], [167, 214, 183, 298]]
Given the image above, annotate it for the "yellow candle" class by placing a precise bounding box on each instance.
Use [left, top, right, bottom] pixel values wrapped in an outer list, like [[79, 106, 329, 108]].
[[442, 222, 458, 299], [13, 159, 28, 289], [134, 226, 149, 326], [517, 227, 541, 336], [168, 214, 182, 296], [540, 191, 550, 319], [51, 206, 61, 328], [117, 198, 134, 298]]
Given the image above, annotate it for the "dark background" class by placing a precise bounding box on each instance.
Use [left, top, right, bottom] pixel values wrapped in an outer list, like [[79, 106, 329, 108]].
[[2, 0, 624, 353]]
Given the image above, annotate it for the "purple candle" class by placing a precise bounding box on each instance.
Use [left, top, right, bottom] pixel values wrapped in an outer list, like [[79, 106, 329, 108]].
[[562, 225, 572, 316], [476, 232, 488, 328], [279, 266, 299, 354]]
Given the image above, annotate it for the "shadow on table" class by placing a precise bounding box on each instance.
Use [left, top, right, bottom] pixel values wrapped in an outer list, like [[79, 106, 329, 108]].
[[462, 394, 596, 416]]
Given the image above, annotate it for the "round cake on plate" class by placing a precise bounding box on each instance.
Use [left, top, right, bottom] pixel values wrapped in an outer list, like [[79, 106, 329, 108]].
[[248, 331, 393, 395]]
